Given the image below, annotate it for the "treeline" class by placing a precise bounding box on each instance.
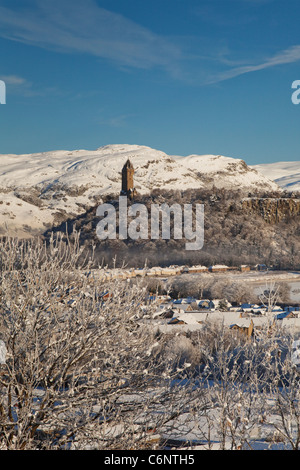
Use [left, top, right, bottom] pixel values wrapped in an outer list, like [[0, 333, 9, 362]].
[[43, 187, 300, 270], [141, 271, 291, 305]]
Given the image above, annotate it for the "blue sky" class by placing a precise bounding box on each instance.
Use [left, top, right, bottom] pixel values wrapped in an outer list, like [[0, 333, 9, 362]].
[[0, 0, 300, 164]]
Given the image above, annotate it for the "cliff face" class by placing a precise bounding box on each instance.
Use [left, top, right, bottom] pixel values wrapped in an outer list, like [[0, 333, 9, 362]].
[[241, 198, 300, 223]]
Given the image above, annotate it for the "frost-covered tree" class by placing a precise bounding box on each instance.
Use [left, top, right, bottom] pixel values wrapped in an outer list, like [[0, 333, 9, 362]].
[[1, 234, 299, 450], [0, 234, 199, 450]]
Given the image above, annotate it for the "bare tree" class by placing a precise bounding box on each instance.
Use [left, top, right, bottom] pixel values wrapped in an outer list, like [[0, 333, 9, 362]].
[[1, 234, 300, 450], [258, 281, 281, 315], [177, 322, 300, 450], [0, 234, 201, 450], [257, 332, 300, 449]]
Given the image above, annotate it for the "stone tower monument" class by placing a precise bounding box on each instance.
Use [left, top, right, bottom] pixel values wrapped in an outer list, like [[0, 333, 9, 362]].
[[121, 159, 136, 199]]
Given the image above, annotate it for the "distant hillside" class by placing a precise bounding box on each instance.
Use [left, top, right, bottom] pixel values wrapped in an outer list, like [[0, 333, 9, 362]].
[[252, 161, 300, 191], [0, 144, 280, 237], [44, 188, 300, 271]]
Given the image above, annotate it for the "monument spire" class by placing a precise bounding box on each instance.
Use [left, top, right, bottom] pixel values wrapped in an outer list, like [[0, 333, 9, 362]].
[[120, 159, 136, 199]]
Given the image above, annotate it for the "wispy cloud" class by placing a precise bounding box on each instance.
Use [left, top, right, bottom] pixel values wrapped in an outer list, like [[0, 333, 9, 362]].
[[207, 45, 300, 84], [0, 73, 67, 98], [0, 0, 299, 88], [0, 0, 183, 77], [0, 75, 27, 86], [0, 74, 35, 96]]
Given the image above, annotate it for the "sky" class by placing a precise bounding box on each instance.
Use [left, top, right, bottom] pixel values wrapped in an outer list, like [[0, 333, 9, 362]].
[[0, 0, 300, 164]]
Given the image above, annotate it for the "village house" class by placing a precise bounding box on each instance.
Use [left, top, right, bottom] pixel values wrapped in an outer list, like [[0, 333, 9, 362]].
[[171, 303, 198, 315], [256, 264, 268, 271], [198, 299, 213, 309], [187, 265, 208, 274], [240, 265, 251, 272], [275, 310, 299, 320], [230, 319, 254, 339], [209, 265, 229, 273]]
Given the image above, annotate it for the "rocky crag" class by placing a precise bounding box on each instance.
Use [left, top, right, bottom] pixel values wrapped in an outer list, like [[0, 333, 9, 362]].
[[241, 198, 300, 224]]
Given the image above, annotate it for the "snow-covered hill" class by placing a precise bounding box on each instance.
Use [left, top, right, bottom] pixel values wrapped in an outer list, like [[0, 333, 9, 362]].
[[0, 144, 280, 237], [252, 161, 300, 191], [173, 153, 278, 191]]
